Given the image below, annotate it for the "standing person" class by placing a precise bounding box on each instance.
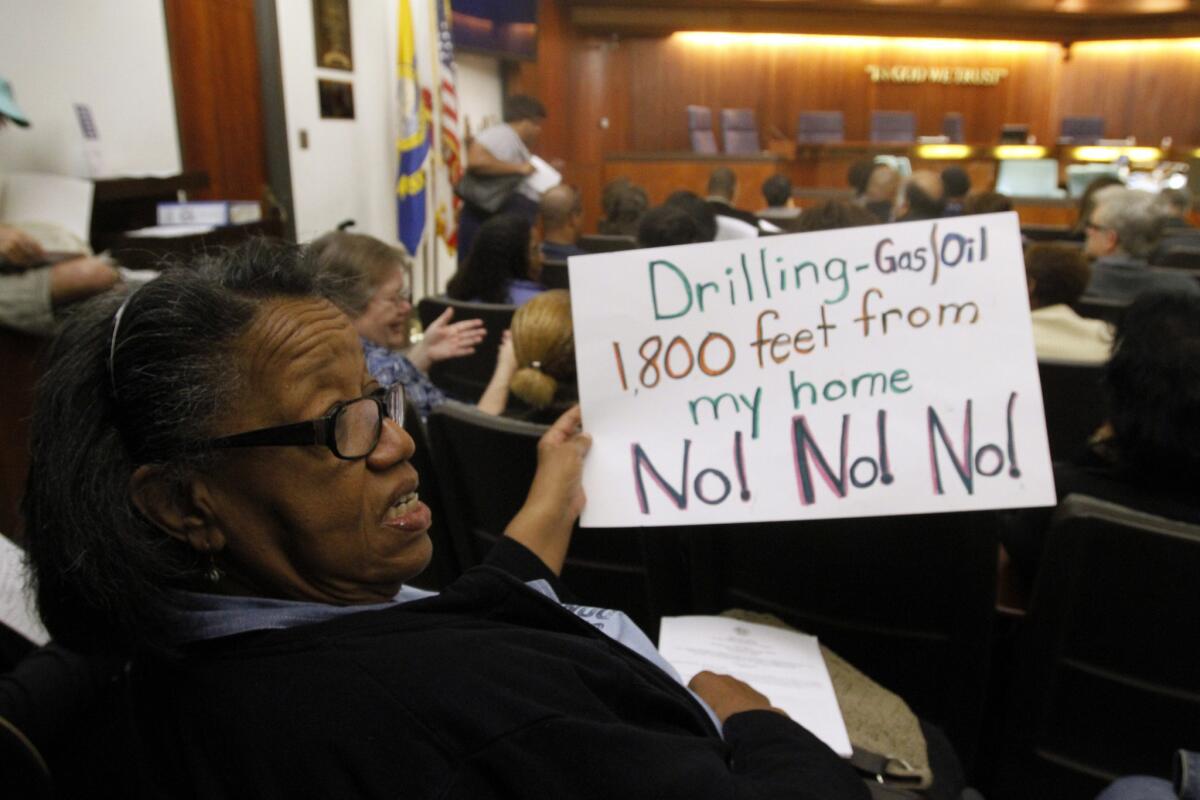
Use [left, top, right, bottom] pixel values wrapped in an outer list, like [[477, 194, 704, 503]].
[[458, 95, 547, 268]]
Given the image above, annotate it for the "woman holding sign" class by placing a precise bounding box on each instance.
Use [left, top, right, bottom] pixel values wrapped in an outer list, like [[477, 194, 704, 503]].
[[22, 241, 868, 798]]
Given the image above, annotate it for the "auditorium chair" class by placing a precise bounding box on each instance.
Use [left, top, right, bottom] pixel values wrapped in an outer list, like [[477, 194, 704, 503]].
[[870, 110, 917, 143], [942, 112, 965, 144], [578, 233, 638, 254], [1071, 295, 1128, 326], [1036, 359, 1108, 462], [1059, 115, 1105, 144], [424, 404, 692, 638], [416, 297, 515, 403], [539, 257, 570, 290], [686, 105, 718, 155], [720, 108, 761, 154], [795, 111, 845, 144], [994, 495, 1200, 799], [1151, 242, 1200, 271], [687, 511, 1001, 768], [401, 402, 461, 591]]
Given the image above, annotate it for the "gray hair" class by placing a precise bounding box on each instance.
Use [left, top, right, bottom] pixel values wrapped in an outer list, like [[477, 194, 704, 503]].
[[1092, 188, 1167, 259]]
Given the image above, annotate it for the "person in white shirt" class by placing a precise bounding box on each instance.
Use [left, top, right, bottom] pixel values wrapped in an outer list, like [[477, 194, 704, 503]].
[[1026, 242, 1112, 364]]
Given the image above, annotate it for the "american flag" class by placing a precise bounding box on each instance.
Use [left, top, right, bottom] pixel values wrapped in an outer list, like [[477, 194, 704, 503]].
[[434, 0, 463, 254]]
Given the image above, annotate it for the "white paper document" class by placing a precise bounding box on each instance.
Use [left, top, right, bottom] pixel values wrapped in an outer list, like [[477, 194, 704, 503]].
[[658, 615, 852, 756], [0, 172, 95, 245], [525, 155, 562, 195], [0, 534, 49, 646]]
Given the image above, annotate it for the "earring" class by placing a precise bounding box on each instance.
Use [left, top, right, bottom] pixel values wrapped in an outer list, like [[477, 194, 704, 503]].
[[206, 554, 223, 584]]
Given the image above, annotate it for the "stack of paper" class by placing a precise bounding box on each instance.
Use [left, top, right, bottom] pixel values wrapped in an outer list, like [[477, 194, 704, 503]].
[[657, 615, 852, 756]]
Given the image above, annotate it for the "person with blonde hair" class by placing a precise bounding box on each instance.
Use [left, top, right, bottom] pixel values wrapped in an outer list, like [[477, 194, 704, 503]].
[[509, 289, 577, 421]]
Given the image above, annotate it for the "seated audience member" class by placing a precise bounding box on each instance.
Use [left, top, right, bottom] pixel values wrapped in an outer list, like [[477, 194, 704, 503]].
[[447, 213, 547, 306], [704, 167, 759, 239], [310, 231, 515, 418], [859, 162, 900, 224], [598, 178, 648, 237], [23, 241, 869, 798], [638, 204, 706, 248], [665, 190, 718, 242], [757, 174, 803, 233], [458, 94, 547, 267], [964, 192, 1013, 215], [0, 85, 120, 333], [897, 171, 946, 222], [1003, 291, 1200, 584], [940, 167, 970, 217], [0, 225, 121, 335], [795, 200, 880, 233], [1156, 188, 1193, 231], [848, 158, 875, 201], [508, 289, 577, 423], [1072, 174, 1125, 236], [539, 184, 584, 260], [1025, 242, 1112, 363], [1084, 188, 1199, 301]]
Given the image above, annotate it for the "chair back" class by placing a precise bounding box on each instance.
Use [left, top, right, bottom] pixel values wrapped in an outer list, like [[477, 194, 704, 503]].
[[870, 110, 917, 143], [796, 111, 845, 144], [999, 495, 1200, 797], [1059, 115, 1105, 144], [942, 112, 965, 143], [687, 105, 718, 155], [720, 107, 761, 154], [540, 258, 570, 290], [579, 233, 639, 254], [1037, 359, 1108, 462], [689, 511, 999, 767], [1151, 243, 1200, 270], [402, 403, 461, 590], [416, 297, 515, 403], [1071, 295, 1129, 326], [424, 404, 689, 636], [1020, 224, 1081, 243]]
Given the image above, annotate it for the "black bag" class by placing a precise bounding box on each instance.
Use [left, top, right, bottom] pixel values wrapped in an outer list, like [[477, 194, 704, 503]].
[[454, 172, 525, 214]]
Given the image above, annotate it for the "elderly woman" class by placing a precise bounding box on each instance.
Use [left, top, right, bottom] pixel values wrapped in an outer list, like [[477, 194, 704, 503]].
[[446, 213, 546, 306], [23, 241, 866, 798], [309, 231, 515, 419]]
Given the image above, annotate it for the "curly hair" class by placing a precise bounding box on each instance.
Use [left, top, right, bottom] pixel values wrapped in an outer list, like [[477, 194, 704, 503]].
[[1105, 291, 1200, 487], [23, 239, 326, 653], [447, 213, 535, 305]]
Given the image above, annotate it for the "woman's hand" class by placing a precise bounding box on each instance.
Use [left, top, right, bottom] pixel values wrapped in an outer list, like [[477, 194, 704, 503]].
[[476, 331, 516, 416], [688, 671, 789, 726], [407, 308, 486, 372], [503, 405, 591, 575], [0, 224, 45, 267]]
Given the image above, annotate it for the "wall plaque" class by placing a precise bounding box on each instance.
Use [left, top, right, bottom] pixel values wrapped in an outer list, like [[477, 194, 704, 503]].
[[865, 65, 1009, 86]]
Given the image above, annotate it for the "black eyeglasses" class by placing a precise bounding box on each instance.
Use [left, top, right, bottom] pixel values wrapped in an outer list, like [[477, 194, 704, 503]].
[[208, 384, 405, 460]]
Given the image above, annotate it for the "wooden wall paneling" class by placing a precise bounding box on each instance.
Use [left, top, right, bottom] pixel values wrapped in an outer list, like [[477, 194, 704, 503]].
[[603, 157, 782, 211], [1058, 42, 1200, 144], [163, 0, 268, 204]]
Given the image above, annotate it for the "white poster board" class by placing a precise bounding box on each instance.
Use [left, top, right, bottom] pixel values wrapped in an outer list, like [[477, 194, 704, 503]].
[[570, 212, 1056, 528]]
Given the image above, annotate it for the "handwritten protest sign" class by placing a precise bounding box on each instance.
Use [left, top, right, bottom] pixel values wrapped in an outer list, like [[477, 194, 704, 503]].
[[569, 212, 1056, 528]]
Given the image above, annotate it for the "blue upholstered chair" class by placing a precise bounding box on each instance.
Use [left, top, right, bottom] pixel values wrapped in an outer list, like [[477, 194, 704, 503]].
[[686, 105, 718, 154], [870, 110, 917, 143], [720, 107, 761, 154], [942, 112, 965, 143], [796, 111, 845, 144], [1060, 115, 1106, 144]]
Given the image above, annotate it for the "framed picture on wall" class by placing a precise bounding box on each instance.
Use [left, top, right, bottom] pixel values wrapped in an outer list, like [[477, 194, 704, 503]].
[[318, 79, 355, 119], [313, 0, 353, 71]]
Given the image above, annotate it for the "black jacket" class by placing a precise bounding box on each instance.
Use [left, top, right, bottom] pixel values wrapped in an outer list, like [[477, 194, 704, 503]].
[[127, 539, 867, 799]]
